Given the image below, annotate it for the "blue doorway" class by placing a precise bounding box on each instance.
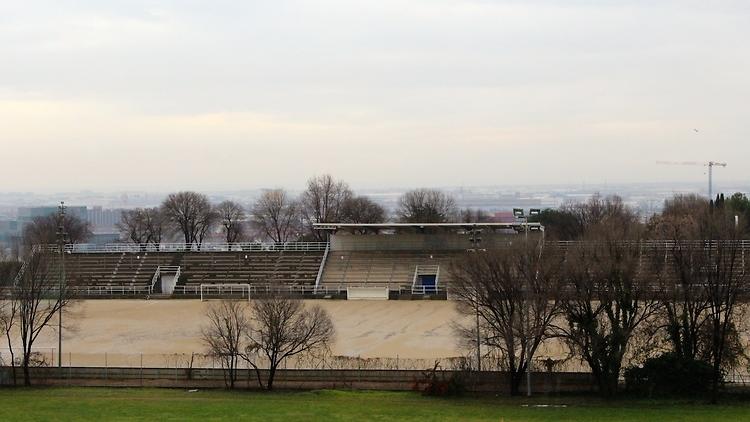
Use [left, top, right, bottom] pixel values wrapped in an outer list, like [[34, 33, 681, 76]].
[[418, 274, 437, 293]]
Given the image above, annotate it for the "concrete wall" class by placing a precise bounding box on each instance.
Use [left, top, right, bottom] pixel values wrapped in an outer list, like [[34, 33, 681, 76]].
[[331, 233, 522, 251], [347, 287, 389, 300], [160, 274, 177, 294], [0, 366, 595, 394]]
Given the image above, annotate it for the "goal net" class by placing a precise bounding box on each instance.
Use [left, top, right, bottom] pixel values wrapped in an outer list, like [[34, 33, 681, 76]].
[[199, 283, 251, 301]]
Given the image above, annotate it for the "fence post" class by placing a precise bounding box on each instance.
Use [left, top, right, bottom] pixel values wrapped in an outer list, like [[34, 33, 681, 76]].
[[140, 353, 143, 387], [68, 352, 72, 386], [104, 352, 108, 386]]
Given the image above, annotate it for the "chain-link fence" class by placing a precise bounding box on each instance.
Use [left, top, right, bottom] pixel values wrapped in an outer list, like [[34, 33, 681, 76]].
[[0, 348, 592, 373]]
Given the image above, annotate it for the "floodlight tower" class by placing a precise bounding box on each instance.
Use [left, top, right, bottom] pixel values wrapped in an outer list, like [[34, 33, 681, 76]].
[[513, 207, 542, 397], [56, 201, 67, 370]]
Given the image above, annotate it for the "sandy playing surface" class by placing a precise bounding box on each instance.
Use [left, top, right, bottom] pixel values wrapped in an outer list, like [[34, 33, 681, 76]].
[[26, 300, 468, 361]]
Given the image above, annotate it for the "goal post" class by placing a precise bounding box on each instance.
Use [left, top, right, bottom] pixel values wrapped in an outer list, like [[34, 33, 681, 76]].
[[199, 283, 252, 301]]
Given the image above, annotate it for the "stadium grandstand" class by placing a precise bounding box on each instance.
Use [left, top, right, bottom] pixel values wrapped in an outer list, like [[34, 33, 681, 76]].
[[314, 222, 541, 299], [34, 221, 542, 300], [32, 220, 750, 301]]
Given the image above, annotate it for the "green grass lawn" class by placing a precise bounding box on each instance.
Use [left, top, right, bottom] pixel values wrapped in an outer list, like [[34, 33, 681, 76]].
[[0, 387, 748, 421]]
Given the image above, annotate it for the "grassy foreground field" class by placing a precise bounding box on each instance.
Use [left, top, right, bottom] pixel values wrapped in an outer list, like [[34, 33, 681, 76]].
[[0, 388, 749, 421]]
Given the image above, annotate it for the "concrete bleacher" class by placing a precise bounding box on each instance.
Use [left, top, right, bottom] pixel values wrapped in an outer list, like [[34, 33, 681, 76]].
[[318, 250, 465, 290], [59, 250, 325, 296], [65, 252, 169, 291], [178, 251, 324, 288]]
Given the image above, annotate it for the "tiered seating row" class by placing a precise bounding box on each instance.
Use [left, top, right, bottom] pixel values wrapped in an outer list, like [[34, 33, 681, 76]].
[[180, 251, 324, 287], [319, 251, 465, 289], [65, 252, 168, 290], [57, 251, 325, 293]]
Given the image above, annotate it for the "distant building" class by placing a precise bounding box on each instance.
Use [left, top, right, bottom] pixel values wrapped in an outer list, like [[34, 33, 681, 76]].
[[0, 219, 21, 243], [7, 206, 123, 246], [87, 206, 122, 231], [490, 211, 516, 224], [17, 206, 88, 223]]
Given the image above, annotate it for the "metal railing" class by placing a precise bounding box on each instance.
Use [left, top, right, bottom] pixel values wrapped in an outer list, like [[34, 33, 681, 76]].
[[149, 266, 181, 294], [45, 242, 330, 254], [406, 285, 444, 295], [314, 243, 330, 290], [67, 285, 151, 296], [174, 283, 347, 297], [38, 240, 750, 255], [411, 265, 440, 294]]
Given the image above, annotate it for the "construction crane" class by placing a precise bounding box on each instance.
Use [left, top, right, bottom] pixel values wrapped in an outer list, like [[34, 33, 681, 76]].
[[656, 161, 727, 199]]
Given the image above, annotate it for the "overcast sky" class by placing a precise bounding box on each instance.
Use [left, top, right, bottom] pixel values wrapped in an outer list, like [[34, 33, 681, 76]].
[[1, 0, 748, 192]]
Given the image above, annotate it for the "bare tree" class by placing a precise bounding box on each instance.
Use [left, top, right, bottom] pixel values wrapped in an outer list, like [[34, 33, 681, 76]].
[[161, 191, 217, 247], [540, 194, 634, 241], [450, 240, 562, 395], [699, 205, 748, 403], [0, 293, 18, 385], [654, 243, 713, 362], [117, 207, 167, 247], [116, 208, 165, 245], [300, 175, 353, 240], [340, 196, 387, 227], [660, 194, 710, 220], [647, 196, 713, 361], [202, 297, 335, 391], [647, 193, 750, 403], [251, 189, 301, 243], [0, 256, 19, 383], [459, 208, 491, 223], [557, 213, 660, 397], [244, 297, 335, 390], [396, 189, 457, 223], [144, 207, 167, 246], [12, 252, 72, 385], [216, 200, 246, 244], [564, 194, 633, 232], [202, 300, 249, 389], [117, 209, 149, 244], [22, 214, 91, 249]]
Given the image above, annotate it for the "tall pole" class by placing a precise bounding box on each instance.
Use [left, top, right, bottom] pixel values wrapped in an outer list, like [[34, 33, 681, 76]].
[[470, 224, 482, 371], [524, 216, 531, 396], [475, 303, 481, 371], [708, 163, 713, 200], [57, 202, 66, 371]]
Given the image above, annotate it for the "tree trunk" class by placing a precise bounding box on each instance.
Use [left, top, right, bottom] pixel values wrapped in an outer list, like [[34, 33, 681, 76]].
[[267, 364, 277, 391], [229, 356, 237, 389], [510, 370, 523, 396], [711, 359, 721, 404], [710, 320, 722, 404], [10, 354, 17, 386], [22, 355, 31, 386], [597, 370, 619, 398], [6, 335, 16, 386], [251, 366, 265, 390]]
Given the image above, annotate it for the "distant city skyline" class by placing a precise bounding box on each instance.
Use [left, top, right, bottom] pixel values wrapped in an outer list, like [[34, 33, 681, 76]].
[[1, 1, 749, 191], [0, 180, 747, 211]]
